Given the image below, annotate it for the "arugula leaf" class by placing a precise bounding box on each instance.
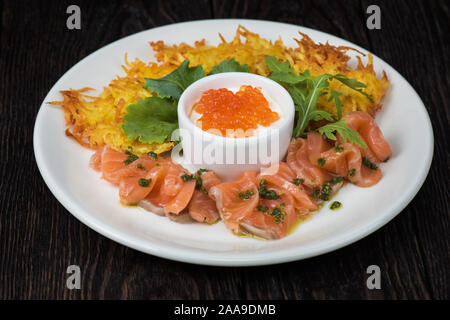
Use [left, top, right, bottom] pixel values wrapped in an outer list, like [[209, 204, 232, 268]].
[[292, 73, 335, 137], [144, 60, 204, 101], [333, 74, 373, 102], [264, 56, 373, 139], [121, 97, 178, 144], [286, 85, 307, 109], [308, 110, 335, 122], [209, 58, 250, 75], [317, 119, 368, 148], [327, 89, 343, 119]]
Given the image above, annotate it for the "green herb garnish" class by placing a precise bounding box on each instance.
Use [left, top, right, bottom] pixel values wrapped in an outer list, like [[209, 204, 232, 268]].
[[362, 157, 378, 170], [193, 175, 205, 192], [349, 168, 356, 177], [257, 205, 269, 212], [318, 119, 368, 148], [147, 151, 158, 160], [330, 201, 342, 210], [181, 173, 207, 193], [144, 60, 204, 101], [318, 158, 326, 167], [312, 176, 343, 201], [321, 183, 332, 199], [335, 144, 344, 153], [238, 190, 255, 200], [329, 176, 343, 184], [259, 179, 281, 200], [208, 58, 250, 75], [196, 168, 210, 175], [181, 174, 194, 182], [124, 153, 138, 165], [292, 178, 305, 186], [144, 59, 250, 101], [138, 178, 152, 187], [137, 164, 146, 170], [269, 206, 286, 224], [121, 97, 178, 144]]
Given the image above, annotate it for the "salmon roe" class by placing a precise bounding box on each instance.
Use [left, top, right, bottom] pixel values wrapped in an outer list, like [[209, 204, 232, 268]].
[[193, 85, 280, 137]]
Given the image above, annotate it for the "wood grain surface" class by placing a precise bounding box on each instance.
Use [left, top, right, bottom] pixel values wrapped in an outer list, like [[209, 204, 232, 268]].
[[0, 0, 448, 299]]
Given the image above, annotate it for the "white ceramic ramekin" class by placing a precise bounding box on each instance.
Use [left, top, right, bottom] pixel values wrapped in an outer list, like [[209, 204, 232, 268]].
[[176, 72, 294, 181]]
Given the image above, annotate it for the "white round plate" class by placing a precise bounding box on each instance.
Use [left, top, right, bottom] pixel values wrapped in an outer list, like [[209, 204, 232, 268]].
[[34, 19, 433, 266]]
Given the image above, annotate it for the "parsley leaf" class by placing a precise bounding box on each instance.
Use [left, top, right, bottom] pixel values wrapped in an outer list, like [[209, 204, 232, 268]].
[[317, 119, 368, 148], [265, 56, 292, 74], [144, 60, 204, 101], [209, 58, 250, 75], [121, 97, 178, 144], [265, 57, 308, 84]]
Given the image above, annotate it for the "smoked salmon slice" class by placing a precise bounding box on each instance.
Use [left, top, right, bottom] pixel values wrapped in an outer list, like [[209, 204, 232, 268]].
[[119, 165, 168, 205], [241, 191, 297, 239], [211, 168, 308, 239], [209, 171, 259, 234], [145, 163, 191, 212], [342, 112, 392, 162], [188, 170, 222, 224], [89, 145, 105, 171], [144, 164, 177, 204], [286, 132, 334, 189], [164, 180, 196, 214], [97, 145, 129, 183], [241, 172, 299, 239], [319, 142, 382, 187], [259, 162, 317, 213], [90, 145, 162, 185]]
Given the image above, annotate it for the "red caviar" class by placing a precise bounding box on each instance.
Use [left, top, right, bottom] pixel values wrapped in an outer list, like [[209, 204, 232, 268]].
[[193, 85, 280, 137]]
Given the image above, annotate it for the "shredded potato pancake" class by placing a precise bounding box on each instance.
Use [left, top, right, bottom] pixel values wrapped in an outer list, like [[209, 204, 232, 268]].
[[50, 25, 389, 155]]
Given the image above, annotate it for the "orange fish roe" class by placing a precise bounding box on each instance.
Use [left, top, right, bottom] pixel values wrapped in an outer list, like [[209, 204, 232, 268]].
[[193, 85, 279, 137]]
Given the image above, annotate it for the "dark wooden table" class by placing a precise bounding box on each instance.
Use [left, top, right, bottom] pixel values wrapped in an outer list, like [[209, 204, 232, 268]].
[[0, 0, 448, 300]]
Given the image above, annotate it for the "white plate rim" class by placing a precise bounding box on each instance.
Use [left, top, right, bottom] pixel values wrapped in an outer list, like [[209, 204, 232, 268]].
[[33, 19, 434, 266]]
